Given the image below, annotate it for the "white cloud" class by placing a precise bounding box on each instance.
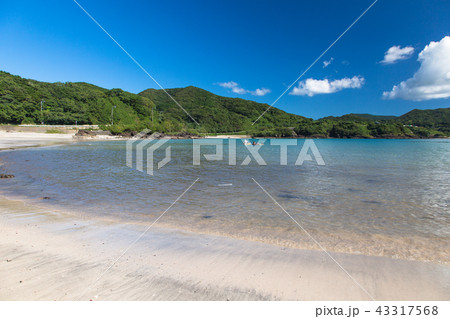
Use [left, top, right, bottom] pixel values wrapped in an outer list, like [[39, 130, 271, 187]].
[[290, 76, 365, 97], [383, 36, 450, 101], [217, 81, 270, 96], [380, 45, 414, 64], [217, 81, 247, 94], [232, 86, 247, 94], [217, 81, 243, 94], [218, 81, 238, 89], [253, 88, 271, 96], [323, 57, 334, 68]]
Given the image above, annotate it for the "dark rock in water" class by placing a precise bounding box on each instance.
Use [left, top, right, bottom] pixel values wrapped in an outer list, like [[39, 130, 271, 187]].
[[202, 215, 213, 219], [0, 174, 14, 179], [361, 199, 382, 204], [278, 193, 300, 199], [41, 196, 51, 200]]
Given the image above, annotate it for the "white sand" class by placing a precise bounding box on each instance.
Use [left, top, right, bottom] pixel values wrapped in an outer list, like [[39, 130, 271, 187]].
[[0, 195, 449, 301], [0, 131, 75, 150]]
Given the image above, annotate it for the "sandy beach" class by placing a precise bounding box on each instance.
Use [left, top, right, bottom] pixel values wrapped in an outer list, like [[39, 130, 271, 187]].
[[0, 133, 449, 301], [0, 127, 129, 151], [0, 131, 75, 150], [1, 194, 449, 301]]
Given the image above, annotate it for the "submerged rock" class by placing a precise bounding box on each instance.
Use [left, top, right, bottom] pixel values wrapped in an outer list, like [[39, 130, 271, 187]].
[[0, 174, 14, 179], [278, 193, 300, 199]]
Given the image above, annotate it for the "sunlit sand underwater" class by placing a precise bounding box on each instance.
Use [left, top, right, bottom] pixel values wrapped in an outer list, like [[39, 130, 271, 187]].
[[1, 139, 449, 263]]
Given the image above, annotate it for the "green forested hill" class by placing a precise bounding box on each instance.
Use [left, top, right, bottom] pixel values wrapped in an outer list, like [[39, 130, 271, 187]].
[[399, 108, 450, 134], [138, 86, 307, 133], [0, 71, 153, 126], [341, 113, 397, 121], [0, 71, 306, 134], [0, 71, 448, 137], [310, 108, 450, 138]]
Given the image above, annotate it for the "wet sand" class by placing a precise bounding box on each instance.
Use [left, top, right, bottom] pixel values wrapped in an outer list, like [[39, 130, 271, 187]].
[[1, 195, 449, 301]]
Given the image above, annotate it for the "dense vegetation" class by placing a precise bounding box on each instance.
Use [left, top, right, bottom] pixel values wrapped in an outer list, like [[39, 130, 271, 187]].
[[0, 71, 306, 134], [299, 111, 450, 138], [399, 108, 450, 135], [139, 86, 308, 134], [0, 71, 153, 129], [1, 71, 449, 138]]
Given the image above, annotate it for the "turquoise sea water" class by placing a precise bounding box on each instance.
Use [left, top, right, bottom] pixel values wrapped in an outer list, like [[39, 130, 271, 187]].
[[1, 139, 449, 262]]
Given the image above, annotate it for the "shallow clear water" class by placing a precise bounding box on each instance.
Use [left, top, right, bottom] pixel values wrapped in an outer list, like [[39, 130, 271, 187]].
[[1, 139, 449, 262]]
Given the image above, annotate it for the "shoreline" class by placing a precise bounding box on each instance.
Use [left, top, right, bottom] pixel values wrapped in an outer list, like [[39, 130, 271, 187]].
[[1, 194, 449, 301], [0, 129, 447, 150], [1, 132, 448, 265], [1, 132, 449, 300], [0, 131, 76, 151], [1, 190, 448, 266]]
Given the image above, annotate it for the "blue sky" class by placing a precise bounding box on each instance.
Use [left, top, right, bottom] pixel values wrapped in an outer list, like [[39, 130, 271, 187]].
[[1, 0, 449, 119]]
